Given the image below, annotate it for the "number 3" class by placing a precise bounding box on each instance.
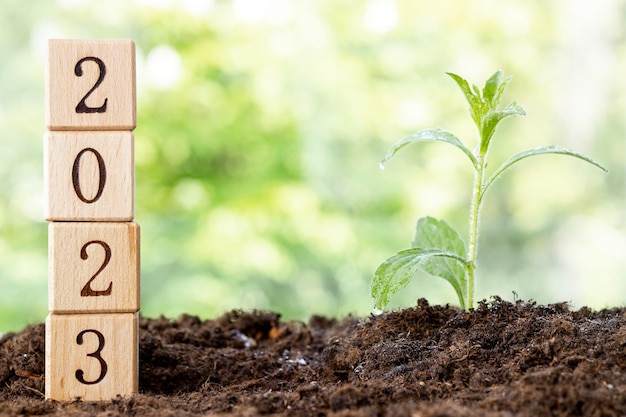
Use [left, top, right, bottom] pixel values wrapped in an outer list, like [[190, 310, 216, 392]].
[[75, 329, 108, 385]]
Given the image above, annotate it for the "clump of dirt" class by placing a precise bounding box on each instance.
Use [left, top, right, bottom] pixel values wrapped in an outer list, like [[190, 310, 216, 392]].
[[1, 298, 625, 416]]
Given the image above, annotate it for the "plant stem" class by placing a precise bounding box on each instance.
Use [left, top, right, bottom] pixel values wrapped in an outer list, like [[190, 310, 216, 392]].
[[466, 154, 487, 309]]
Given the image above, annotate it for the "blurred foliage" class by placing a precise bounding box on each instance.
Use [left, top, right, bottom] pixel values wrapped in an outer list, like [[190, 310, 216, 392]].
[[0, 0, 624, 332]]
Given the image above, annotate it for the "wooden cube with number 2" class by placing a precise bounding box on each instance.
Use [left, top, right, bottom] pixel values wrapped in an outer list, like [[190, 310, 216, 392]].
[[46, 313, 138, 401], [46, 39, 136, 131], [49, 222, 140, 314], [45, 131, 134, 221]]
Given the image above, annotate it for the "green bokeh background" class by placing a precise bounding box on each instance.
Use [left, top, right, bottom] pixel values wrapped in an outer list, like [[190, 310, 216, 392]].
[[1, 0, 624, 333]]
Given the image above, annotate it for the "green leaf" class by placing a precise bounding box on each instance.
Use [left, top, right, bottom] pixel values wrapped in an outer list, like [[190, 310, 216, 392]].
[[482, 69, 511, 109], [479, 101, 526, 154], [411, 217, 468, 307], [446, 72, 474, 101], [446, 72, 486, 129], [483, 145, 609, 196], [471, 84, 482, 98], [380, 128, 478, 170], [482, 70, 504, 106], [447, 70, 521, 156], [492, 74, 512, 109], [372, 247, 469, 311]]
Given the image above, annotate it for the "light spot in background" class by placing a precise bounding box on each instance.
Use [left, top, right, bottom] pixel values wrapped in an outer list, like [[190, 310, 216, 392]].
[[395, 98, 429, 129], [244, 238, 290, 276], [29, 21, 64, 60], [363, 0, 398, 34], [500, 5, 531, 36], [135, 137, 156, 166], [18, 177, 44, 222], [0, 237, 5, 260], [449, 50, 494, 83], [180, 0, 214, 16], [232, 0, 294, 25], [274, 184, 318, 216], [149, 275, 232, 317], [552, 216, 626, 308], [239, 288, 269, 310], [297, 270, 334, 313], [56, 0, 88, 9], [205, 209, 251, 241], [409, 182, 459, 216], [145, 45, 183, 90], [268, 31, 296, 58], [556, 0, 618, 150], [132, 0, 174, 10], [173, 179, 209, 210]]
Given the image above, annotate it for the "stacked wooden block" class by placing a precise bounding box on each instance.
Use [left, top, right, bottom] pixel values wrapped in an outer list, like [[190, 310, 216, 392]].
[[44, 39, 139, 401]]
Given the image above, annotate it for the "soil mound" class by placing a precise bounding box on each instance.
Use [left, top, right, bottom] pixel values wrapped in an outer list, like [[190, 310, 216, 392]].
[[1, 298, 625, 416]]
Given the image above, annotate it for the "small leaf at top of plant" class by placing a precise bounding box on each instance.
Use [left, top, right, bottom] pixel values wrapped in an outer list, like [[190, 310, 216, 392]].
[[480, 101, 526, 154], [482, 70, 512, 109], [446, 72, 485, 129], [448, 70, 525, 156]]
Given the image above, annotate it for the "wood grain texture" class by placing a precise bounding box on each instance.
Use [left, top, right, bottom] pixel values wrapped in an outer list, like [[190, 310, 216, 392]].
[[48, 222, 140, 314], [44, 131, 134, 221], [46, 39, 136, 131], [45, 313, 138, 401]]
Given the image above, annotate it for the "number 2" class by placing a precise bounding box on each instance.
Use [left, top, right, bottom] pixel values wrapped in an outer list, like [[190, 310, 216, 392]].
[[80, 240, 112, 297], [75, 329, 108, 385], [74, 57, 108, 114]]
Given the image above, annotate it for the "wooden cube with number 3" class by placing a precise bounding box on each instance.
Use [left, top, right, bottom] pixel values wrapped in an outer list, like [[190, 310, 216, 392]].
[[45, 313, 138, 401], [49, 222, 140, 314], [46, 39, 136, 131], [45, 131, 134, 221]]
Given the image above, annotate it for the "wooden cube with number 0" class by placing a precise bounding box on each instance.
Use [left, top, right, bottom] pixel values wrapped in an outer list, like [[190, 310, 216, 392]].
[[46, 39, 136, 131], [45, 313, 138, 401], [49, 222, 140, 314], [45, 131, 134, 221]]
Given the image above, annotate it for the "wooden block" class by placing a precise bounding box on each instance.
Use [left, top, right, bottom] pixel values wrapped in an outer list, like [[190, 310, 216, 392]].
[[46, 39, 136, 131], [45, 313, 138, 401], [44, 131, 134, 221], [49, 222, 140, 314]]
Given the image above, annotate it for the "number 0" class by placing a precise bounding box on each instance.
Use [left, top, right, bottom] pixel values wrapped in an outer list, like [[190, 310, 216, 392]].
[[72, 148, 106, 204]]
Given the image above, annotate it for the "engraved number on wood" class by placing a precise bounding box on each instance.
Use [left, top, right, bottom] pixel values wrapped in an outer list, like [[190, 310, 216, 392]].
[[74, 57, 108, 113], [75, 329, 108, 385], [72, 148, 106, 204], [80, 240, 112, 297]]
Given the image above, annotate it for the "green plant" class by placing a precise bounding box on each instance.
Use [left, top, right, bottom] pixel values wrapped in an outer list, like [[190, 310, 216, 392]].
[[372, 70, 607, 311]]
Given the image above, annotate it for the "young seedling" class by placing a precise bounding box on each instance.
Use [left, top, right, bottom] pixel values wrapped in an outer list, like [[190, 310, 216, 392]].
[[372, 70, 607, 311]]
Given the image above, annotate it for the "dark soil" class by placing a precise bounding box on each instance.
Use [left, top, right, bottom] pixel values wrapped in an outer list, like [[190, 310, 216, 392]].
[[1, 298, 625, 416]]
